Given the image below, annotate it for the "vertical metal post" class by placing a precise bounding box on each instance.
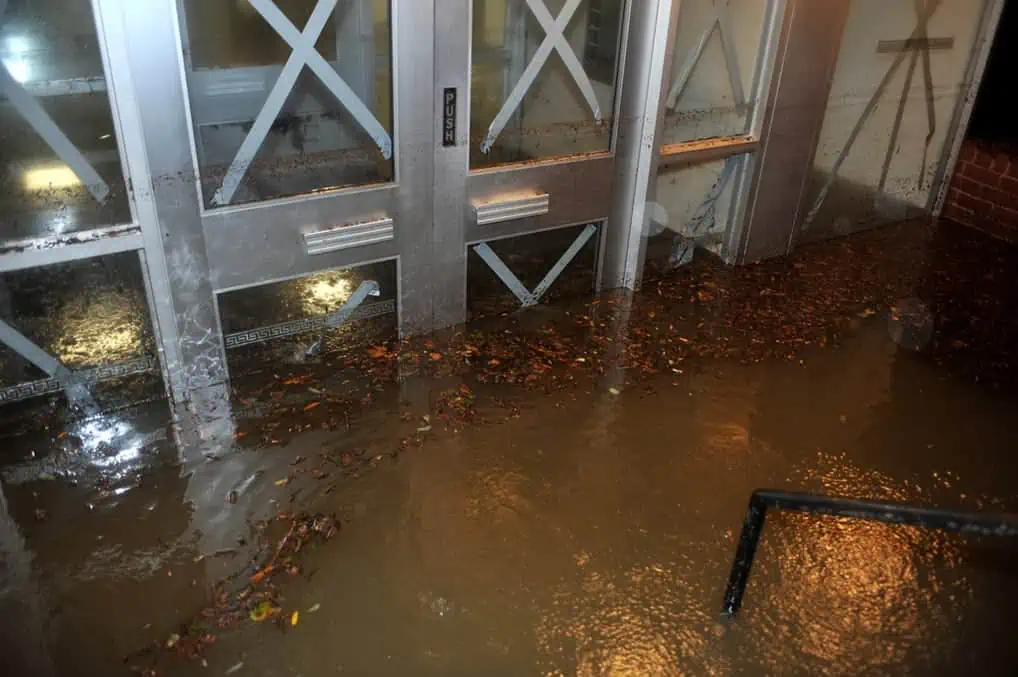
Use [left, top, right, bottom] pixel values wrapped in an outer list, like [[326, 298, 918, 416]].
[[395, 0, 439, 335], [0, 483, 56, 676], [721, 493, 768, 616], [602, 0, 679, 290], [431, 0, 470, 329], [94, 0, 227, 403], [721, 0, 785, 262], [735, 0, 851, 262]]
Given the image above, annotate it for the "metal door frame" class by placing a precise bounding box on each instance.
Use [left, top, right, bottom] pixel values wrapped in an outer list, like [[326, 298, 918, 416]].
[[0, 0, 170, 408], [94, 0, 438, 405], [3, 0, 1002, 411], [603, 0, 787, 289], [432, 0, 643, 326]]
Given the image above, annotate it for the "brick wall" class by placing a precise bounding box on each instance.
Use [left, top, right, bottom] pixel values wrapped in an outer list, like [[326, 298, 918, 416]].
[[942, 139, 1018, 242]]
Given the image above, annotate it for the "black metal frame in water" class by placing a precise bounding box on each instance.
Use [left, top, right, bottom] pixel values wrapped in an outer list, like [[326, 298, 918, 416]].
[[722, 489, 1018, 616]]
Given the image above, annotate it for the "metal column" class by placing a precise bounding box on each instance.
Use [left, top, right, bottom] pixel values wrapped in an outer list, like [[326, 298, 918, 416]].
[[602, 0, 678, 289], [95, 0, 227, 403], [431, 0, 470, 329], [735, 0, 851, 262]]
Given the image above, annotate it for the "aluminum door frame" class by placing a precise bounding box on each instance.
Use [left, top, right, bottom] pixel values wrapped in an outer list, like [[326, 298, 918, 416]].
[[100, 0, 435, 403], [0, 0, 175, 406], [432, 0, 641, 327], [188, 0, 436, 335], [603, 0, 787, 289]]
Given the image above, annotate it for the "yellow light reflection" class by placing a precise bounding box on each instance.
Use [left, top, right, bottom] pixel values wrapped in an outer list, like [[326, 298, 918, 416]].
[[302, 276, 352, 315], [57, 325, 141, 366], [24, 165, 81, 192]]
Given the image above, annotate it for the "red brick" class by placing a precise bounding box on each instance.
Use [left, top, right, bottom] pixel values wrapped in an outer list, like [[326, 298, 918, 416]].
[[955, 191, 993, 215], [965, 163, 1001, 188], [950, 175, 980, 196], [1001, 175, 1018, 196], [957, 160, 980, 178], [942, 201, 973, 224], [994, 205, 1018, 229], [960, 142, 978, 163], [972, 147, 994, 169], [1006, 159, 1018, 179], [982, 185, 1018, 208], [991, 153, 1012, 175]]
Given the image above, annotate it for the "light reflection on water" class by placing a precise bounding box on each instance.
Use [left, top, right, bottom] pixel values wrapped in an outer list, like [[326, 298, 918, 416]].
[[1, 306, 1018, 676]]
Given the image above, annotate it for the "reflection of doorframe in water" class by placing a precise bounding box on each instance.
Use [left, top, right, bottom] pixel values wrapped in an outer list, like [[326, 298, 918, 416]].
[[0, 482, 57, 676]]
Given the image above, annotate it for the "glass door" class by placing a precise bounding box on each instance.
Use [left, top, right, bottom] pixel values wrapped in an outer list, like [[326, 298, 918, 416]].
[[0, 0, 169, 414], [150, 0, 435, 387], [433, 0, 629, 325]]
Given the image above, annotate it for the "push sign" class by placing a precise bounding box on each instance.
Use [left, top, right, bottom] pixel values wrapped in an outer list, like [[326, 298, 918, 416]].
[[442, 87, 457, 147]]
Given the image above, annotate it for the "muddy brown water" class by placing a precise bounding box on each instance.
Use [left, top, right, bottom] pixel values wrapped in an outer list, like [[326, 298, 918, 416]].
[[2, 220, 1018, 676]]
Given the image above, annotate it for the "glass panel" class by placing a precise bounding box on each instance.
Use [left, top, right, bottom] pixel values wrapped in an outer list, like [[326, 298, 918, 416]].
[[643, 154, 748, 282], [467, 223, 599, 318], [0, 252, 162, 404], [0, 0, 132, 241], [470, 0, 623, 169], [805, 0, 988, 238], [218, 260, 398, 373], [661, 0, 769, 145], [180, 0, 394, 208]]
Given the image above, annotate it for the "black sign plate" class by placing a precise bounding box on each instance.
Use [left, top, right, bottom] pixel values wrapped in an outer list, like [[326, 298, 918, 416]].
[[442, 87, 457, 147]]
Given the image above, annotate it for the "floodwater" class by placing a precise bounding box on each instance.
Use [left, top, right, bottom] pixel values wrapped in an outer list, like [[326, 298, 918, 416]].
[[2, 220, 1018, 676]]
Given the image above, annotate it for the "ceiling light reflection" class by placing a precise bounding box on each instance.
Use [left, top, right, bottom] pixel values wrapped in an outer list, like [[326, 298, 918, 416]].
[[3, 57, 30, 83], [302, 276, 353, 315], [24, 165, 81, 192]]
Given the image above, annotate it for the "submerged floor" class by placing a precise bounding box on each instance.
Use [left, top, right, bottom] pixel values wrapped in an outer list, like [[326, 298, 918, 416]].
[[2, 219, 1018, 676]]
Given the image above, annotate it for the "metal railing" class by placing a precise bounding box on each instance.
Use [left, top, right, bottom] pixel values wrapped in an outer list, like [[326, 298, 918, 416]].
[[722, 489, 1018, 616]]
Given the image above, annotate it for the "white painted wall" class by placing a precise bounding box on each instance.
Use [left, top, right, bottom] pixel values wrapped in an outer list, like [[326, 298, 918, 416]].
[[653, 0, 988, 253], [812, 0, 987, 210]]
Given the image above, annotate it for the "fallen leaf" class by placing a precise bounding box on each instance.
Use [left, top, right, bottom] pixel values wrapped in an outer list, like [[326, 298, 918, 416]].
[[303, 401, 321, 412], [609, 387, 621, 396], [274, 478, 290, 487], [429, 352, 443, 361], [290, 611, 299, 626], [249, 601, 278, 622], [249, 565, 273, 584], [307, 603, 321, 613], [366, 345, 388, 359]]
